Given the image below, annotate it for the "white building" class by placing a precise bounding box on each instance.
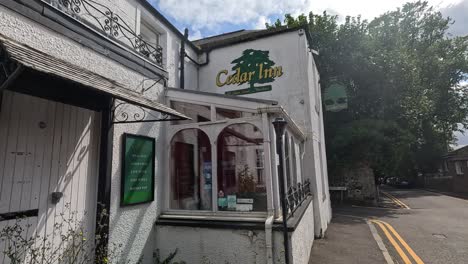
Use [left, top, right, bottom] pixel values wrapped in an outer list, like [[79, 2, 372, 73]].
[[0, 0, 331, 263]]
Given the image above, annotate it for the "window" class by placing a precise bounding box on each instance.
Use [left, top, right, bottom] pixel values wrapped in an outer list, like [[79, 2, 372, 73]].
[[291, 137, 298, 186], [138, 16, 163, 65], [140, 21, 160, 47], [455, 161, 463, 175], [299, 143, 304, 183], [170, 129, 212, 210], [284, 133, 291, 188], [255, 149, 265, 186], [216, 107, 257, 120], [217, 123, 266, 212], [171, 101, 211, 125]]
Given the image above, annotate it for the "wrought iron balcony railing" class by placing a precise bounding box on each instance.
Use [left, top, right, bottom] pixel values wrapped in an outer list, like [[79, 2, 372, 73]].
[[285, 179, 312, 218], [45, 0, 163, 67]]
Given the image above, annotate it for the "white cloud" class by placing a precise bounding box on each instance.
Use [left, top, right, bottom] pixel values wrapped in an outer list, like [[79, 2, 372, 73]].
[[188, 29, 203, 41], [255, 16, 271, 29], [157, 0, 312, 31], [154, 0, 465, 35]]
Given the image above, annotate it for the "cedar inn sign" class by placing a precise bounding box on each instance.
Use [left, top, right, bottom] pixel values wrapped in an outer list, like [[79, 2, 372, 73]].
[[216, 49, 284, 95]]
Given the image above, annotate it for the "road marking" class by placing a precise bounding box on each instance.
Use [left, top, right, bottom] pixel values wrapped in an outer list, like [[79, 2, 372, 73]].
[[382, 191, 411, 209], [367, 220, 395, 264], [371, 220, 425, 264], [382, 192, 405, 208], [371, 220, 412, 264], [377, 220, 425, 264]]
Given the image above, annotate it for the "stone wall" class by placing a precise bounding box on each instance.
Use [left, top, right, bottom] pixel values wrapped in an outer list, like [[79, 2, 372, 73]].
[[332, 166, 377, 205]]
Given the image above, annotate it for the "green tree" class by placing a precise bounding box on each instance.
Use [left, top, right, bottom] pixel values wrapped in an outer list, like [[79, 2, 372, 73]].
[[231, 49, 276, 88], [267, 1, 468, 179]]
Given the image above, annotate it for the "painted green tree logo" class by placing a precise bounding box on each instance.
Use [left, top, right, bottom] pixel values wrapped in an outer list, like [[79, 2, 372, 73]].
[[216, 49, 284, 95]]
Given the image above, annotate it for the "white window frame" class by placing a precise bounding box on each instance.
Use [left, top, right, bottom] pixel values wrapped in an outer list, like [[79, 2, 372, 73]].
[[444, 161, 449, 172], [135, 6, 166, 67], [455, 161, 463, 175], [165, 101, 270, 218], [140, 21, 161, 47], [254, 147, 265, 187]]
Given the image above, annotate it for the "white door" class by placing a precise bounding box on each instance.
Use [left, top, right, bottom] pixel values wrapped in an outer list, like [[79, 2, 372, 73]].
[[0, 91, 100, 263]]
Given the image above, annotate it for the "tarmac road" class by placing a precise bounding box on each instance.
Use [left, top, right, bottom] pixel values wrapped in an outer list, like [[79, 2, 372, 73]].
[[309, 187, 468, 264]]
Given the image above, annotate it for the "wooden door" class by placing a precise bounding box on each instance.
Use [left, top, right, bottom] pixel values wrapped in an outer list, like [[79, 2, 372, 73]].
[[0, 91, 100, 263]]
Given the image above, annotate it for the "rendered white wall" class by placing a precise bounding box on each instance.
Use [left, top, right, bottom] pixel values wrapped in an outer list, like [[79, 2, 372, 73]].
[[196, 30, 331, 236], [0, 3, 196, 262], [290, 201, 315, 264], [155, 225, 267, 264], [197, 31, 310, 130]]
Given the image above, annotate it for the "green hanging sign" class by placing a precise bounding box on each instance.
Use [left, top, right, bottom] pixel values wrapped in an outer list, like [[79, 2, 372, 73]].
[[121, 134, 155, 206], [324, 81, 348, 112], [216, 49, 284, 95]]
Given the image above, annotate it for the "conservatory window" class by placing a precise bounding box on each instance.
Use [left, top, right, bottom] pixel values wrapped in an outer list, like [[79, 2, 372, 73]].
[[171, 101, 212, 125], [216, 107, 257, 120], [255, 148, 265, 186], [170, 129, 212, 210], [284, 133, 291, 188], [291, 137, 298, 186], [217, 123, 266, 212]]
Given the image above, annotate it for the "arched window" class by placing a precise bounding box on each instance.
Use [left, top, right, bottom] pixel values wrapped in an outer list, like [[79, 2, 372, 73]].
[[217, 123, 266, 212], [170, 129, 212, 210]]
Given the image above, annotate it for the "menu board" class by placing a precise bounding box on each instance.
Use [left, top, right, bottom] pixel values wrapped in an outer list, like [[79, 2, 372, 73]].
[[121, 134, 155, 206]]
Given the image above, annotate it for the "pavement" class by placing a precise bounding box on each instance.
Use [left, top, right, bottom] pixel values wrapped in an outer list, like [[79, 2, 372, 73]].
[[309, 186, 468, 264]]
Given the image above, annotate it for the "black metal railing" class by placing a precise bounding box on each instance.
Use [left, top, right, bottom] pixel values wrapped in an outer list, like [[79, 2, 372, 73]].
[[285, 179, 311, 218], [46, 0, 163, 66]]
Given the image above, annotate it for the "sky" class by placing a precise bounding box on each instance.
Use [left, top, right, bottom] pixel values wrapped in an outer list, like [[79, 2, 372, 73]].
[[148, 0, 468, 145], [149, 0, 468, 40]]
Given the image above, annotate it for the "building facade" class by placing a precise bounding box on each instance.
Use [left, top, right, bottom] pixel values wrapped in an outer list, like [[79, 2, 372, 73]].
[[0, 0, 331, 263]]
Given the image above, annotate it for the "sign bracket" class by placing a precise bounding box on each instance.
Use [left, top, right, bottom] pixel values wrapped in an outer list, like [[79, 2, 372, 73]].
[[111, 100, 186, 125]]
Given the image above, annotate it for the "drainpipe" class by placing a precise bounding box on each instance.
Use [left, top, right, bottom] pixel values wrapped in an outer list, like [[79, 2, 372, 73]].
[[265, 215, 275, 264], [179, 28, 188, 89], [273, 117, 290, 264]]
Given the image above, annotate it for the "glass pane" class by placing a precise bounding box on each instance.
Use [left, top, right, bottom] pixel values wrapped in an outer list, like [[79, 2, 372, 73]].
[[217, 123, 266, 212], [171, 101, 211, 125], [141, 22, 159, 46], [170, 129, 212, 210], [284, 134, 291, 188], [216, 107, 257, 120], [291, 137, 298, 186]]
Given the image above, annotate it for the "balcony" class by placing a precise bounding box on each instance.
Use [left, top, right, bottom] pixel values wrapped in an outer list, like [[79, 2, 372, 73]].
[[44, 0, 163, 67]]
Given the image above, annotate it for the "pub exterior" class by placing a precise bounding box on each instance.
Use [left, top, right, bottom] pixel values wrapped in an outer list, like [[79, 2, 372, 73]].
[[0, 0, 331, 263]]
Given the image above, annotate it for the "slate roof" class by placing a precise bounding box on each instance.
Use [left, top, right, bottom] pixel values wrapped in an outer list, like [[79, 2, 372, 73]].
[[192, 26, 305, 50]]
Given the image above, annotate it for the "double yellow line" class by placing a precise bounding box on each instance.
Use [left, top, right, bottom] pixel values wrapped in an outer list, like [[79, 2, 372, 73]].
[[382, 191, 411, 209], [370, 219, 424, 264]]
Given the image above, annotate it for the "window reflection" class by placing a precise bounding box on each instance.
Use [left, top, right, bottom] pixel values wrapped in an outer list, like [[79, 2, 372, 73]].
[[216, 107, 257, 120], [291, 137, 298, 186], [170, 129, 212, 210], [171, 101, 211, 125], [217, 123, 266, 212], [285, 133, 291, 188]]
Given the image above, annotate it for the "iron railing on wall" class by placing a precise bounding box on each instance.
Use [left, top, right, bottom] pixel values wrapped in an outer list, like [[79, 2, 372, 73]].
[[285, 179, 311, 218], [45, 0, 163, 66]]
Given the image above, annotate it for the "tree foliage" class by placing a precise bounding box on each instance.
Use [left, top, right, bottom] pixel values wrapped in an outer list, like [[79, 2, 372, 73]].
[[267, 1, 468, 178]]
